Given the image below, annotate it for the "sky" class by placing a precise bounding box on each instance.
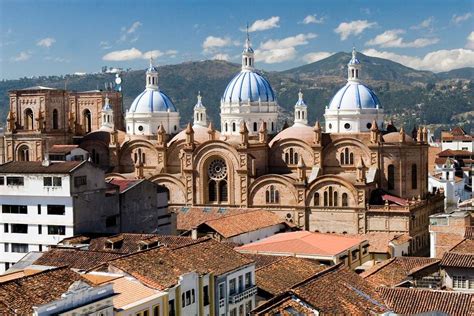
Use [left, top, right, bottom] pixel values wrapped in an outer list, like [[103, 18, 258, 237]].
[[0, 0, 473, 79]]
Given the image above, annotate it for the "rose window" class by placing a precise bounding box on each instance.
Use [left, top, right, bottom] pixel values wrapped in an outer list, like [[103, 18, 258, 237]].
[[208, 159, 227, 180]]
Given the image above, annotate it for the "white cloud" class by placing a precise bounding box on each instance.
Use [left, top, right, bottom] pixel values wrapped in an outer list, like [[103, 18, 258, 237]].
[[452, 13, 472, 25], [362, 48, 474, 72], [212, 53, 230, 61], [37, 37, 55, 48], [11, 51, 31, 62], [366, 29, 439, 48], [248, 16, 280, 32], [119, 21, 142, 42], [411, 17, 434, 30], [102, 48, 176, 61], [255, 33, 317, 64], [99, 41, 112, 49], [302, 51, 333, 63], [467, 32, 474, 49], [202, 36, 239, 54], [334, 20, 376, 40], [260, 33, 317, 50], [301, 14, 324, 24]]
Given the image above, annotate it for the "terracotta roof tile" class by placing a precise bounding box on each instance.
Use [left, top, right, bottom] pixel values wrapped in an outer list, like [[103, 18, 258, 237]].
[[0, 161, 85, 174], [360, 257, 440, 287], [236, 231, 365, 256], [198, 210, 291, 238], [33, 248, 123, 270], [256, 257, 327, 297], [378, 287, 474, 316], [107, 239, 253, 290], [450, 238, 474, 253], [48, 144, 79, 154], [239, 253, 282, 269], [465, 226, 474, 240], [0, 267, 89, 315], [440, 252, 474, 268], [171, 206, 254, 231]]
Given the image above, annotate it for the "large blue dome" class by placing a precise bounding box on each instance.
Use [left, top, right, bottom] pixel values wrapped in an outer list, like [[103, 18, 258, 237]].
[[129, 89, 177, 113], [328, 82, 381, 110], [222, 70, 276, 103]]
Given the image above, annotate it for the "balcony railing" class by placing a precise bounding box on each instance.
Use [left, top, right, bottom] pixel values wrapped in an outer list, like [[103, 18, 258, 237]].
[[228, 286, 257, 305]]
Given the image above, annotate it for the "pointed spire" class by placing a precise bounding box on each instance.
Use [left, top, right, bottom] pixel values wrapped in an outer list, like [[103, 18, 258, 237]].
[[370, 119, 379, 143], [356, 157, 366, 183], [240, 121, 249, 146], [370, 119, 379, 131], [399, 126, 406, 143], [157, 123, 167, 146], [313, 121, 322, 145], [297, 156, 306, 182], [193, 91, 207, 127], [242, 25, 255, 70], [207, 121, 216, 140], [185, 122, 194, 146], [259, 121, 268, 144], [347, 46, 361, 81], [417, 127, 423, 143]]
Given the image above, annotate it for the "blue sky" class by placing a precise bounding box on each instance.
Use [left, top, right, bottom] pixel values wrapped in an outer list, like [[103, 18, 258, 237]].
[[0, 0, 473, 79]]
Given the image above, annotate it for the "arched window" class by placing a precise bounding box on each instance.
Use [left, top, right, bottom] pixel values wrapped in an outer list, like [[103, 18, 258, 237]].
[[52, 109, 58, 129], [232, 122, 236, 132], [411, 164, 417, 189], [142, 153, 146, 165], [314, 192, 320, 206], [302, 112, 305, 119], [289, 148, 294, 164], [134, 152, 138, 163], [351, 69, 355, 78], [349, 153, 354, 165], [328, 186, 333, 206], [207, 158, 228, 204], [333, 191, 338, 207], [294, 152, 298, 165], [323, 191, 328, 206], [18, 145, 30, 161], [342, 193, 348, 207], [24, 108, 33, 130], [340, 147, 354, 165], [83, 109, 92, 133], [284, 152, 289, 164], [225, 123, 228, 132], [388, 164, 395, 190], [266, 185, 279, 204], [356, 69, 359, 78], [200, 113, 203, 121], [271, 122, 274, 131], [209, 180, 217, 202], [253, 122, 257, 132]]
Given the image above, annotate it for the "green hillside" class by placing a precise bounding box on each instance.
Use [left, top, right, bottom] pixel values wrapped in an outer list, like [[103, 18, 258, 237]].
[[1, 53, 472, 136]]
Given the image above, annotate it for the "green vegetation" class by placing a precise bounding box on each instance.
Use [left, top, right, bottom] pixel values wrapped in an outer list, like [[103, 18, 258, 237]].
[[1, 53, 472, 137]]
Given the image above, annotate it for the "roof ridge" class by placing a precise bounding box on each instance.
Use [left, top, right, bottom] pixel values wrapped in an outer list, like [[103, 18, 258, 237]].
[[0, 266, 71, 286], [203, 208, 264, 223]]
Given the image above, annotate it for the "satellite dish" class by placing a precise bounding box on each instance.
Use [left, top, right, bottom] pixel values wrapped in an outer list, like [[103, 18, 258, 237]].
[[115, 76, 122, 85]]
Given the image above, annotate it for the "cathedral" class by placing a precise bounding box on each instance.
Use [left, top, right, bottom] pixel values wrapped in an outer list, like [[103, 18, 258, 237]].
[[1, 36, 444, 254]]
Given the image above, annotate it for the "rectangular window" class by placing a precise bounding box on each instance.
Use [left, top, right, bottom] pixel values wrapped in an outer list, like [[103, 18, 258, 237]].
[[238, 275, 243, 292], [352, 249, 359, 260], [245, 300, 252, 314], [11, 224, 28, 234], [47, 205, 65, 215], [11, 243, 28, 253], [230, 308, 237, 316], [239, 304, 244, 316], [0, 177, 4, 185], [39, 244, 43, 252], [453, 276, 467, 289], [6, 177, 24, 186], [74, 176, 87, 187], [219, 283, 225, 299], [44, 176, 62, 187], [168, 299, 175, 316], [144, 311, 149, 316], [48, 225, 66, 235], [191, 289, 195, 303], [5, 263, 9, 270], [229, 278, 236, 295], [38, 225, 42, 234], [2, 205, 27, 214], [185, 290, 191, 305], [4, 224, 8, 233], [37, 204, 41, 214], [203, 285, 210, 306], [153, 305, 160, 316], [4, 243, 9, 252], [106, 215, 118, 227], [245, 272, 252, 288]]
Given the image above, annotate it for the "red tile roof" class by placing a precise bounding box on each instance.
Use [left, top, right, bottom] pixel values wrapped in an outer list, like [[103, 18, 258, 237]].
[[48, 144, 79, 154], [360, 257, 440, 287], [378, 287, 474, 316], [235, 231, 365, 257], [255, 256, 328, 297], [0, 161, 85, 174], [0, 267, 90, 315], [465, 226, 474, 240], [438, 149, 473, 157], [33, 248, 123, 270], [440, 252, 473, 268], [197, 210, 291, 239]]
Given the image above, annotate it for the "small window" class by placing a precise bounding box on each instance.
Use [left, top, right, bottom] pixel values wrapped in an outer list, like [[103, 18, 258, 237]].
[[74, 176, 87, 187], [106, 215, 119, 227], [388, 165, 395, 190], [4, 224, 8, 233], [47, 205, 65, 215], [245, 272, 252, 288], [229, 278, 236, 295], [203, 285, 210, 306], [43, 176, 62, 187], [2, 205, 27, 214], [232, 122, 236, 132], [6, 177, 24, 186], [253, 122, 257, 132], [48, 225, 66, 235], [314, 192, 320, 206], [37, 204, 41, 214], [11, 224, 28, 234], [344, 123, 351, 130], [153, 305, 160, 316], [38, 225, 42, 234], [11, 243, 28, 253], [138, 125, 144, 132], [0, 177, 4, 185], [366, 122, 372, 129]]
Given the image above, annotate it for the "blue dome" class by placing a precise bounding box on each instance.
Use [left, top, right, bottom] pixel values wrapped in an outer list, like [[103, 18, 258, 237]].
[[129, 89, 177, 113], [222, 70, 276, 103], [329, 82, 381, 110]]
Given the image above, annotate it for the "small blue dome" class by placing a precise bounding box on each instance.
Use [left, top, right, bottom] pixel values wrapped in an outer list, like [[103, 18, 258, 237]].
[[129, 89, 177, 113], [222, 70, 276, 103], [329, 82, 381, 110]]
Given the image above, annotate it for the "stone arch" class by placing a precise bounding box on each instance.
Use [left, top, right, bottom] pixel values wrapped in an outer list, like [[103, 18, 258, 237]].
[[80, 139, 110, 169], [83, 109, 92, 133], [322, 137, 372, 169], [193, 141, 241, 205], [16, 143, 31, 161], [148, 174, 186, 205], [306, 175, 360, 207], [269, 139, 314, 172], [119, 139, 158, 173], [248, 175, 298, 207]]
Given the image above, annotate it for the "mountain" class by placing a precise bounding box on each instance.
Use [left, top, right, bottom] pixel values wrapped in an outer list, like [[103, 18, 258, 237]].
[[0, 54, 472, 135]]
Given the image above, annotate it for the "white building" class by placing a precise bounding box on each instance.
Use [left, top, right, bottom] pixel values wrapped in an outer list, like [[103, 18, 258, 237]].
[[220, 31, 279, 136], [0, 160, 119, 273], [441, 127, 473, 151]]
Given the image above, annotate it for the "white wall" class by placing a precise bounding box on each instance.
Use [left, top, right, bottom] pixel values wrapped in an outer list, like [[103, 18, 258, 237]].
[[229, 224, 285, 245], [441, 140, 473, 151]]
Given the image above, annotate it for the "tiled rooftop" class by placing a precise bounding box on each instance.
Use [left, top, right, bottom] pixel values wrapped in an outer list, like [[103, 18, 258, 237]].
[[48, 144, 79, 154], [360, 257, 440, 287], [0, 267, 89, 315], [255, 256, 327, 297], [236, 231, 365, 257], [0, 161, 84, 174], [198, 209, 291, 238], [378, 287, 474, 316], [107, 238, 253, 290], [33, 248, 123, 270]]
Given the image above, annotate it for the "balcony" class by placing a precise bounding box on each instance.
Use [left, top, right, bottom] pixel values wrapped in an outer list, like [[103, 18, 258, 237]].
[[228, 286, 257, 305]]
